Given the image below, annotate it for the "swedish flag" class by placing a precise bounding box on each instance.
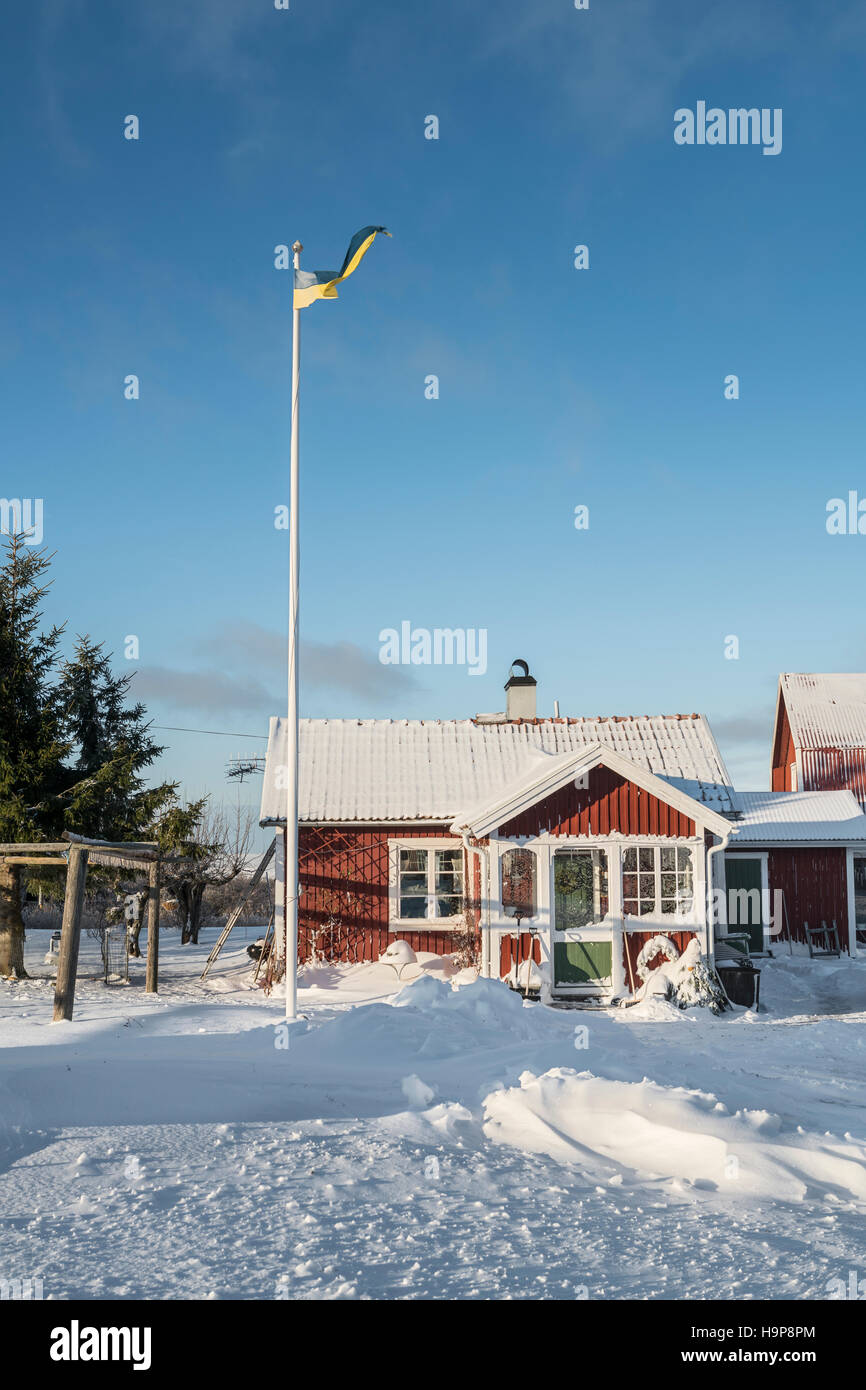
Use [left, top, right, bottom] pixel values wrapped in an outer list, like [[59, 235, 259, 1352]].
[[293, 226, 391, 310]]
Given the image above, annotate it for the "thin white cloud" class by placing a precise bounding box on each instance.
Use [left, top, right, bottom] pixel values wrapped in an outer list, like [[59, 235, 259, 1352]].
[[712, 714, 771, 747], [134, 623, 418, 715]]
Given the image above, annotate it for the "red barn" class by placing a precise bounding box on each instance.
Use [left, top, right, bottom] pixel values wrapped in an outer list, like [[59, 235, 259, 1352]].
[[722, 790, 866, 955], [259, 665, 866, 1001], [769, 673, 866, 948], [772, 673, 866, 806]]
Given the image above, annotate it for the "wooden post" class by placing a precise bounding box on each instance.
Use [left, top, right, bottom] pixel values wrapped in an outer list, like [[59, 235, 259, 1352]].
[[53, 846, 88, 1022], [145, 858, 160, 994]]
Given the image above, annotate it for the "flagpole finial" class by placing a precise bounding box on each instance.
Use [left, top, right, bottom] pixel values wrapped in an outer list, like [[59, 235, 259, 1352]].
[[292, 240, 303, 253]]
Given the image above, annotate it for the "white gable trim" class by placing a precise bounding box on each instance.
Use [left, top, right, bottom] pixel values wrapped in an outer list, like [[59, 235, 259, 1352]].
[[450, 742, 731, 840]]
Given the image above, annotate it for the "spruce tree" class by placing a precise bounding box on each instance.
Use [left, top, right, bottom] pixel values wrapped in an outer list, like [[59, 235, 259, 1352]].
[[0, 537, 68, 975], [0, 537, 180, 976], [56, 635, 176, 842]]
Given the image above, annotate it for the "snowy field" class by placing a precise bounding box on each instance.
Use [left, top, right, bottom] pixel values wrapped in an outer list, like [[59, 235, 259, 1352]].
[[1, 927, 865, 1302]]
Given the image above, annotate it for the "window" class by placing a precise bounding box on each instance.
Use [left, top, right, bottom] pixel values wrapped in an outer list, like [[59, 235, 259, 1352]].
[[854, 856, 866, 931], [394, 844, 463, 922], [554, 848, 608, 930], [502, 848, 536, 920], [622, 845, 693, 918]]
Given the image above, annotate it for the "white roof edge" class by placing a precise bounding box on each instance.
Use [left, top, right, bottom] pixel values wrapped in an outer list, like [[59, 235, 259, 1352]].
[[729, 834, 866, 845], [451, 742, 731, 840]]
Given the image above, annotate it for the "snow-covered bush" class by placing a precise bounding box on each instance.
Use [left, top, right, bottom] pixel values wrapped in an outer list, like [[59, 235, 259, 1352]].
[[635, 933, 680, 981], [671, 942, 729, 1014], [631, 936, 729, 1015]]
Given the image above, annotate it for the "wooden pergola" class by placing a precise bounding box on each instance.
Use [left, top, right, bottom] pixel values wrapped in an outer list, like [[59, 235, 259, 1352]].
[[1, 832, 170, 1021]]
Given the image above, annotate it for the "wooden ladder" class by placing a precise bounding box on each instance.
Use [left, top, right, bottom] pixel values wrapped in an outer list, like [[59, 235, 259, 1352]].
[[200, 838, 276, 980]]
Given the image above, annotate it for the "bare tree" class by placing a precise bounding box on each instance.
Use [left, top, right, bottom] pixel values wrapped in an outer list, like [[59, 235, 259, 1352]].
[[161, 802, 256, 945]]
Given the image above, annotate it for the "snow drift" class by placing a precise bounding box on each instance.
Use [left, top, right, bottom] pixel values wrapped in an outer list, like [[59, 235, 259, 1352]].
[[482, 1067, 866, 1203]]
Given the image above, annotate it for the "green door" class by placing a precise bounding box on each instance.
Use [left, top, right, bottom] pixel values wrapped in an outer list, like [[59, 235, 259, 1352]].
[[725, 857, 765, 953], [554, 940, 613, 985], [553, 849, 612, 986]]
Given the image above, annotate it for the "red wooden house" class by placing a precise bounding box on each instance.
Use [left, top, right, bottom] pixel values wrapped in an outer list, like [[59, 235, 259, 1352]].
[[770, 672, 866, 945], [259, 665, 866, 1001]]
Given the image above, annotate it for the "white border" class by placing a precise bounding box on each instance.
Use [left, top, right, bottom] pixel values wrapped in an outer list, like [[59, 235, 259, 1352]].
[[387, 837, 466, 931], [723, 851, 770, 951]]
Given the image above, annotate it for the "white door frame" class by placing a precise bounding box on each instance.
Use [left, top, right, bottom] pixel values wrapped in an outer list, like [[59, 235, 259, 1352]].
[[723, 851, 770, 952], [846, 848, 860, 958]]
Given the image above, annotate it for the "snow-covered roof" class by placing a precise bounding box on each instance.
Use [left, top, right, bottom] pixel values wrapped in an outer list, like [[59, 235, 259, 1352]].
[[259, 714, 735, 825], [729, 790, 866, 843], [779, 673, 866, 750]]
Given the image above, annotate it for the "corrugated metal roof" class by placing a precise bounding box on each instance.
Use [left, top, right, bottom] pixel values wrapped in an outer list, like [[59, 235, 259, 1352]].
[[260, 715, 735, 824], [781, 673, 866, 751], [730, 789, 866, 843], [778, 674, 866, 808]]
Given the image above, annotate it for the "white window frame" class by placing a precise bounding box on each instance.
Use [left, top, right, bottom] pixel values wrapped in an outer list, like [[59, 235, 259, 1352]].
[[621, 841, 697, 925], [501, 845, 538, 921], [847, 848, 860, 959], [388, 838, 465, 930]]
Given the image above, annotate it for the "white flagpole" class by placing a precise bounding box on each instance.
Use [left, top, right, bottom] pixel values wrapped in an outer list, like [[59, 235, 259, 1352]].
[[285, 239, 302, 1022]]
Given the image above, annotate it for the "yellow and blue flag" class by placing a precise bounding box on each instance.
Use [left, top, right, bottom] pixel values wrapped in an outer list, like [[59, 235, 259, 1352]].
[[293, 225, 391, 310]]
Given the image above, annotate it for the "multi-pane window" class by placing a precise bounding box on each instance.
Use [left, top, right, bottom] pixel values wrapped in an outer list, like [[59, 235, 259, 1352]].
[[622, 845, 693, 917], [397, 846, 463, 921], [502, 847, 536, 920]]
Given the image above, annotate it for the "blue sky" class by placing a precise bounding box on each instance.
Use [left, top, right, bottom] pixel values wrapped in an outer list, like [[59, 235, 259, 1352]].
[[3, 0, 866, 827]]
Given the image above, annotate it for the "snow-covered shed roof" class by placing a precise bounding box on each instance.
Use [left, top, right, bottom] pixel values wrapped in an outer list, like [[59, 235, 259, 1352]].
[[259, 714, 735, 825], [778, 673, 866, 751], [729, 790, 866, 843]]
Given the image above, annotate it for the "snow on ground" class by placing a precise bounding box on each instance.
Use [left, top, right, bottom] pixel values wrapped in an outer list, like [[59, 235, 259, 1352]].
[[1, 925, 865, 1300]]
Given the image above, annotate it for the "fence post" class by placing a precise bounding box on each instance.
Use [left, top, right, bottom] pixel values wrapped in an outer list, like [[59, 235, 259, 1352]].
[[145, 858, 160, 993], [53, 845, 89, 1022]]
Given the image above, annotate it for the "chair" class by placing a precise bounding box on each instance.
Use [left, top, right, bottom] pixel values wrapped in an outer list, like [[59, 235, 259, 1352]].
[[803, 920, 841, 959], [715, 931, 752, 961]]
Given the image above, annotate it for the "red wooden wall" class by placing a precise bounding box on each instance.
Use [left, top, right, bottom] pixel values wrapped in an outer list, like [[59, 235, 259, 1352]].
[[771, 700, 796, 792], [767, 846, 849, 950], [499, 764, 696, 839], [499, 932, 542, 977], [799, 749, 866, 811], [291, 825, 480, 964], [621, 929, 696, 986]]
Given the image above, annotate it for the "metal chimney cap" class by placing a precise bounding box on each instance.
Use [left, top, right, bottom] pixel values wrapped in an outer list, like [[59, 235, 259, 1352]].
[[505, 659, 536, 689]]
